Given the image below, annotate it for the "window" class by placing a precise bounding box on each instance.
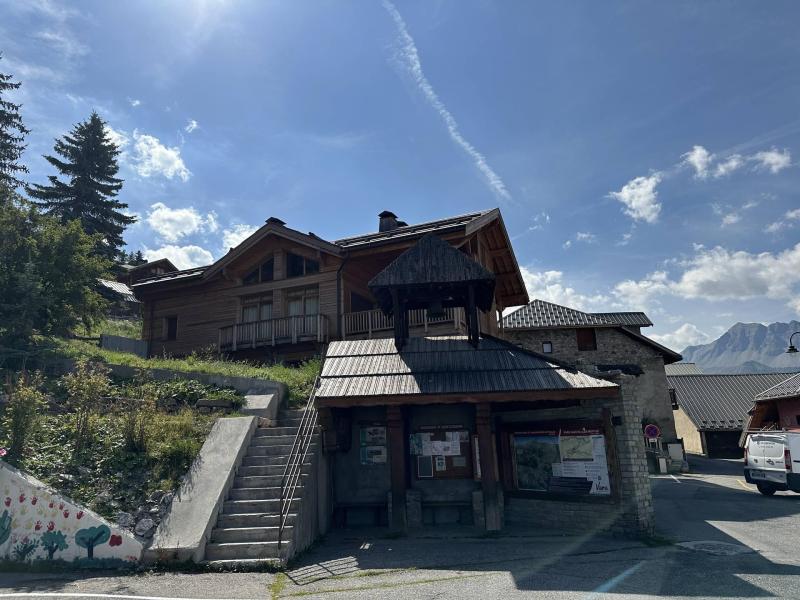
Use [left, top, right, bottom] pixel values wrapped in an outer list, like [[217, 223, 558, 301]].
[[576, 328, 597, 351], [165, 316, 178, 341], [286, 252, 320, 278], [243, 257, 274, 286], [242, 296, 273, 322], [669, 389, 678, 410], [287, 287, 319, 316], [542, 341, 553, 354]]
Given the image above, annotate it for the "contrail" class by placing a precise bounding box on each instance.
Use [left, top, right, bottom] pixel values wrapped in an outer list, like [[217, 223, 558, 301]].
[[382, 0, 512, 202]]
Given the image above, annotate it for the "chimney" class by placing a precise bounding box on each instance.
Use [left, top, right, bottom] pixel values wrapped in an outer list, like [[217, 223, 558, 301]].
[[378, 210, 399, 232]]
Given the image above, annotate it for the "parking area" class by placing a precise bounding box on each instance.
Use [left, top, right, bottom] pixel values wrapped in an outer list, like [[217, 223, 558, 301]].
[[2, 456, 799, 599]]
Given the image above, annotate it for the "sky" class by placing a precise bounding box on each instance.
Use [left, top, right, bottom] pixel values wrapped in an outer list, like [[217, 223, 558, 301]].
[[3, 0, 800, 352]]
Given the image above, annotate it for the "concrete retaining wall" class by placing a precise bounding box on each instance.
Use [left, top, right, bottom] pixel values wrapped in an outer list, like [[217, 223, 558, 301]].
[[100, 334, 148, 358], [0, 462, 142, 567], [144, 416, 258, 564]]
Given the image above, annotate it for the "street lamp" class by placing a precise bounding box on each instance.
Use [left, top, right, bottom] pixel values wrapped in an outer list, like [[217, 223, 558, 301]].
[[788, 331, 800, 354]]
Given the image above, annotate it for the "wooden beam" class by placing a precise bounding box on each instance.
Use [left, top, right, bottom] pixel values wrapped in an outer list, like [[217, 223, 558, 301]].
[[387, 405, 406, 532], [476, 403, 501, 531]]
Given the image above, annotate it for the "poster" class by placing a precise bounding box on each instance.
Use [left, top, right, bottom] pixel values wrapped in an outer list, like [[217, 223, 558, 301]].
[[513, 429, 611, 496], [418, 456, 433, 478], [360, 445, 386, 465], [434, 456, 446, 471], [360, 426, 386, 445]]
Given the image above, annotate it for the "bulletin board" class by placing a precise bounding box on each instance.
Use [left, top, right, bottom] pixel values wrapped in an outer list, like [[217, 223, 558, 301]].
[[359, 423, 387, 465], [410, 425, 472, 479]]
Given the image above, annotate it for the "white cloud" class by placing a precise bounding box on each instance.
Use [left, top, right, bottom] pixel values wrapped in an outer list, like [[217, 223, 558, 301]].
[[713, 154, 744, 177], [613, 271, 670, 312], [146, 202, 218, 242], [382, 0, 511, 202], [562, 240, 572, 249], [575, 232, 596, 243], [128, 98, 141, 107], [185, 119, 199, 133], [752, 148, 791, 174], [519, 267, 608, 311], [143, 245, 213, 270], [609, 173, 662, 224], [222, 224, 258, 250], [35, 29, 88, 58], [764, 207, 800, 234], [721, 212, 741, 227], [104, 125, 129, 150], [131, 130, 191, 181], [682, 145, 713, 179], [650, 323, 711, 351]]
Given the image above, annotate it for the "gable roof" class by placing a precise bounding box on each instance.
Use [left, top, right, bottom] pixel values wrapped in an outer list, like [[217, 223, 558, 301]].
[[129, 258, 177, 274], [317, 335, 618, 402], [503, 300, 652, 329], [665, 363, 704, 376], [98, 279, 138, 303], [668, 373, 795, 431], [754, 372, 800, 402]]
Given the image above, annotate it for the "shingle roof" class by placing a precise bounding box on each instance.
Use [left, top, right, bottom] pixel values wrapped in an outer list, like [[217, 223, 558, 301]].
[[665, 363, 703, 376], [97, 279, 138, 303], [317, 335, 618, 400], [503, 300, 652, 329], [754, 372, 800, 402], [668, 373, 795, 431], [334, 210, 491, 249]]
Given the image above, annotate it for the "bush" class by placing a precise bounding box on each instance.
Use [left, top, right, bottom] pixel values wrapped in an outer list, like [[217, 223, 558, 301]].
[[2, 373, 46, 463], [61, 361, 111, 458]]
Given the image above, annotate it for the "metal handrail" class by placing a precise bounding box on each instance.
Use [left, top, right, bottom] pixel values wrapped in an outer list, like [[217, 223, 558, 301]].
[[277, 376, 320, 552]]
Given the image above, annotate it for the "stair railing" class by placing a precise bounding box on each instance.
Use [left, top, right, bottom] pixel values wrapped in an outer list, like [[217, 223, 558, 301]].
[[277, 376, 320, 552]]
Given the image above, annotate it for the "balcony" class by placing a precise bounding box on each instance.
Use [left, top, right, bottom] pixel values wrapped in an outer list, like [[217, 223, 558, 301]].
[[219, 314, 329, 351], [342, 307, 465, 339]]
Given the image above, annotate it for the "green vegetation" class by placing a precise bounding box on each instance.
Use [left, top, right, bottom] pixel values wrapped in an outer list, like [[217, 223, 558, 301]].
[[91, 318, 142, 339], [52, 337, 321, 404]]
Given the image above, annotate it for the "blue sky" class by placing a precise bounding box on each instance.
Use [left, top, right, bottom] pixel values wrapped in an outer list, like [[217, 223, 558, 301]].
[[3, 0, 800, 351]]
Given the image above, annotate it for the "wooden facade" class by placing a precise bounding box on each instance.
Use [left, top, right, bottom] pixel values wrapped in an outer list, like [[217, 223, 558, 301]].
[[133, 209, 528, 360]]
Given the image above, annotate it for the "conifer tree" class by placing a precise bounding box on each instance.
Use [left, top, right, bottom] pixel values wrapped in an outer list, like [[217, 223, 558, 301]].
[[0, 54, 30, 189], [28, 112, 135, 259]]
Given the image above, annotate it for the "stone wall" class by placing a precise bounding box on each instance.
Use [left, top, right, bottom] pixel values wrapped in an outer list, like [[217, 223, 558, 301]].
[[0, 462, 142, 567], [503, 327, 677, 441]]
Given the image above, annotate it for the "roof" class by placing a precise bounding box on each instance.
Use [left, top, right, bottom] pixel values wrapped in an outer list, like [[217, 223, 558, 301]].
[[335, 210, 491, 249], [316, 335, 618, 401], [754, 372, 800, 402], [665, 363, 704, 376], [97, 279, 138, 303], [133, 267, 206, 288], [503, 300, 652, 329], [668, 373, 795, 431], [129, 258, 178, 273]]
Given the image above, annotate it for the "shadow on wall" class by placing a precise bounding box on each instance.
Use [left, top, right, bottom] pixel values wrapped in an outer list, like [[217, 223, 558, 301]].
[[0, 462, 142, 568]]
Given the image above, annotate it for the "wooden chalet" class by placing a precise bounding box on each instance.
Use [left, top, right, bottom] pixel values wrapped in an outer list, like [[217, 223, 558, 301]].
[[132, 209, 527, 361]]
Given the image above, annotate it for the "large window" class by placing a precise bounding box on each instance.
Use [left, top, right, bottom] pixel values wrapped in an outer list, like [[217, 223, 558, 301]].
[[243, 257, 274, 286], [576, 328, 597, 351], [286, 252, 319, 278], [242, 297, 273, 322], [287, 287, 319, 317], [164, 316, 178, 341]]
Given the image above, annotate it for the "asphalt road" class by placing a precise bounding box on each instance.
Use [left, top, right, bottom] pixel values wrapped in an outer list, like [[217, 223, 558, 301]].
[[2, 455, 799, 599]]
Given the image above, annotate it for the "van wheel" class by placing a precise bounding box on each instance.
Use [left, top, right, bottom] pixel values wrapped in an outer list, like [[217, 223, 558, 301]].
[[757, 482, 776, 496]]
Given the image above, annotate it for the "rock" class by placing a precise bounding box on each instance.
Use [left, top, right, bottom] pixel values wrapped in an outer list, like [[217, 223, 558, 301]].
[[117, 512, 135, 528], [60, 473, 75, 482], [149, 506, 160, 516], [77, 466, 91, 476], [196, 397, 233, 409], [148, 490, 165, 504], [96, 490, 112, 502], [135, 505, 149, 520], [160, 492, 174, 506], [134, 517, 156, 538]]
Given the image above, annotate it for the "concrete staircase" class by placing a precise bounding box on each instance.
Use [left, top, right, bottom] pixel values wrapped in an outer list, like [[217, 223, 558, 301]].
[[204, 409, 315, 563]]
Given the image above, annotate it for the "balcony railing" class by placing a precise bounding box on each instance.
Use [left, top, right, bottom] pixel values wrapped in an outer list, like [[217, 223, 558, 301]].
[[219, 314, 329, 351], [342, 307, 465, 339]]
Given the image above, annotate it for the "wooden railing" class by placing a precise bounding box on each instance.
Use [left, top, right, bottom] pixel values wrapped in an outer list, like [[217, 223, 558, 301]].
[[342, 306, 465, 339], [218, 314, 329, 351]]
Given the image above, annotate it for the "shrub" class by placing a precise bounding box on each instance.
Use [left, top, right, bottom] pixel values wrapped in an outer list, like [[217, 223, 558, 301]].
[[2, 373, 46, 464], [61, 361, 111, 458]]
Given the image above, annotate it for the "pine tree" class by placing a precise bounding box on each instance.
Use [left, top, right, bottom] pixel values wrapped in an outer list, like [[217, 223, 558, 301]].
[[0, 54, 30, 189], [28, 112, 135, 259]]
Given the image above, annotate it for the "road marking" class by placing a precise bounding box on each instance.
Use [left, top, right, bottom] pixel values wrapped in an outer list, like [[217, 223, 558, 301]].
[[737, 479, 753, 491], [670, 475, 681, 484], [0, 595, 259, 600], [584, 560, 645, 599]]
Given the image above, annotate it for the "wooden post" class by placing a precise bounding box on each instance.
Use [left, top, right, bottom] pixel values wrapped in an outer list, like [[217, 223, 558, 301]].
[[217, 328, 222, 352], [476, 403, 501, 531], [387, 405, 407, 532], [467, 285, 479, 347], [232, 324, 238, 351]]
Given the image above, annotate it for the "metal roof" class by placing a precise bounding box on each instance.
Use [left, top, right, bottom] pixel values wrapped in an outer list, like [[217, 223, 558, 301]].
[[503, 300, 652, 329], [668, 373, 795, 431], [665, 363, 704, 376], [317, 335, 618, 400], [97, 279, 139, 303], [334, 210, 491, 249], [132, 267, 207, 287], [754, 372, 800, 402]]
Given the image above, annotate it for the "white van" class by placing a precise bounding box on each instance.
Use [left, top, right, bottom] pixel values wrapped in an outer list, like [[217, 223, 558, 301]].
[[743, 431, 800, 495]]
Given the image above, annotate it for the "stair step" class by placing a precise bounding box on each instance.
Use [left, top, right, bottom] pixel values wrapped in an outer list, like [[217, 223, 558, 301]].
[[234, 474, 308, 488], [204, 541, 286, 561], [229, 487, 282, 501], [223, 498, 299, 514], [247, 444, 317, 457], [237, 463, 311, 477], [250, 435, 301, 446], [217, 512, 295, 528], [242, 455, 314, 467], [211, 525, 290, 543], [254, 427, 299, 437]]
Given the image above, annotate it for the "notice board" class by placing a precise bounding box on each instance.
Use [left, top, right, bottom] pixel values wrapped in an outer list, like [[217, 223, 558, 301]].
[[410, 425, 472, 479]]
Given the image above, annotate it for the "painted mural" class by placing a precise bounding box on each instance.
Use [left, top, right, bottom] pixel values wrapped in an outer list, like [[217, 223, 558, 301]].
[[0, 461, 142, 567]]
